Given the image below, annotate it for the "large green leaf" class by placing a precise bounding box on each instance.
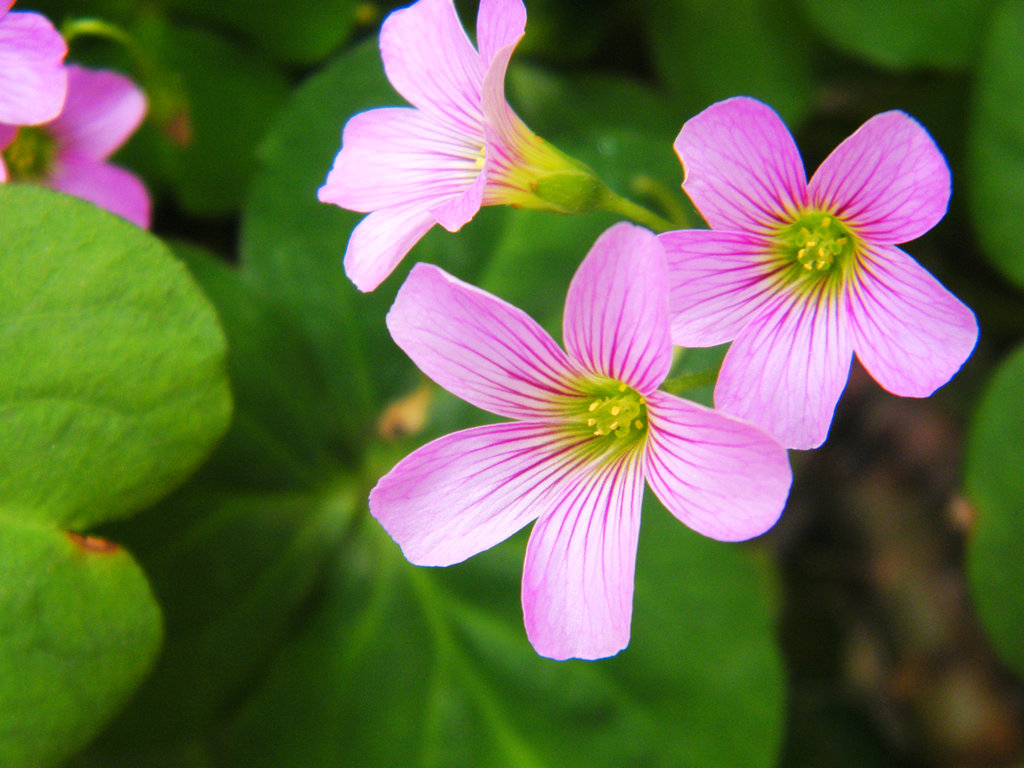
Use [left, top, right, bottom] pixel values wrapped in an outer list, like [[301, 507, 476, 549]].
[[0, 517, 162, 768], [967, 0, 1024, 290], [76, 483, 359, 755], [220, 503, 785, 768], [0, 185, 230, 768], [0, 186, 232, 529], [801, 0, 993, 71], [641, 0, 815, 126], [173, 243, 339, 490], [965, 344, 1024, 679], [159, 0, 361, 65], [126, 18, 290, 217], [69, 243, 362, 757]]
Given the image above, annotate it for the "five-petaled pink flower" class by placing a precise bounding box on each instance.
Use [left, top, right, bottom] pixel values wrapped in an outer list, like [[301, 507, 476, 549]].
[[660, 97, 978, 450], [319, 0, 587, 293], [370, 222, 792, 660], [1, 64, 151, 228], [0, 0, 66, 126]]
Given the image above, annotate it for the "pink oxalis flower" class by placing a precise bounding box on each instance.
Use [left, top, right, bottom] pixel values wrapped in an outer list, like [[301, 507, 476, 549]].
[[0, 0, 66, 125], [319, 0, 592, 292], [370, 222, 792, 660], [660, 97, 978, 450], [0, 64, 151, 228]]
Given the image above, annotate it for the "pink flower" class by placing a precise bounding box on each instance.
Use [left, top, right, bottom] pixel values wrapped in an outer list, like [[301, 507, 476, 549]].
[[319, 0, 589, 292], [0, 64, 151, 228], [660, 97, 978, 450], [0, 1, 67, 125], [370, 223, 792, 660]]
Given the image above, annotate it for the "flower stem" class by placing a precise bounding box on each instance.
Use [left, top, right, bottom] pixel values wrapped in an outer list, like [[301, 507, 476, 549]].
[[660, 368, 719, 395], [61, 17, 137, 49], [598, 187, 677, 233], [630, 174, 696, 229]]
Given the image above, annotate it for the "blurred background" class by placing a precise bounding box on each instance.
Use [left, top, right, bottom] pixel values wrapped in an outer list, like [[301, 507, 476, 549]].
[[10, 0, 1024, 766]]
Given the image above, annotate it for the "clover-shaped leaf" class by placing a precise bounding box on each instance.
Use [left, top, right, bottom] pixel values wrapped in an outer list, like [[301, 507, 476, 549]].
[[0, 185, 231, 767]]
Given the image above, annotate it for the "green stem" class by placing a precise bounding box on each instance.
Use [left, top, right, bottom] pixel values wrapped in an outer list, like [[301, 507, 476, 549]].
[[630, 174, 696, 229], [598, 186, 677, 233], [660, 368, 720, 395], [61, 17, 136, 49]]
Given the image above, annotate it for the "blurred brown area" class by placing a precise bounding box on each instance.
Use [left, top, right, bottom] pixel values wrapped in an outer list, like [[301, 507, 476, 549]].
[[770, 363, 1024, 768]]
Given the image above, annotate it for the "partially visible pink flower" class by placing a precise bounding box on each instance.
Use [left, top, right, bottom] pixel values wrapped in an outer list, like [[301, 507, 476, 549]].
[[0, 64, 150, 227], [0, 1, 67, 125], [319, 0, 590, 292], [660, 97, 978, 450], [370, 222, 792, 660]]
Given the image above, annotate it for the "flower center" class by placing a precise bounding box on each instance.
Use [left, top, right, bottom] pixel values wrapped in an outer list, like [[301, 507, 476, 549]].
[[776, 210, 857, 275], [2, 126, 57, 182], [575, 380, 647, 446]]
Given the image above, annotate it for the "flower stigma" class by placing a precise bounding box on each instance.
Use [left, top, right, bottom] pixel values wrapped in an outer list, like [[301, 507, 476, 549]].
[[776, 210, 857, 276], [574, 379, 647, 448], [2, 126, 57, 182]]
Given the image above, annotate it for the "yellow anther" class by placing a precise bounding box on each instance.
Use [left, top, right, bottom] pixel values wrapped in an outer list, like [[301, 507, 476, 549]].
[[617, 382, 627, 392], [610, 405, 621, 416], [588, 400, 600, 412], [587, 418, 596, 427], [780, 209, 856, 276], [634, 420, 644, 430], [609, 420, 620, 432]]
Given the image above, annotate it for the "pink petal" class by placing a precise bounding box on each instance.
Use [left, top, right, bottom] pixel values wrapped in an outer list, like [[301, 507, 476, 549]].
[[49, 65, 146, 160], [660, 228, 784, 347], [674, 97, 808, 234], [0, 122, 15, 181], [318, 107, 482, 216], [343, 205, 437, 292], [369, 421, 590, 567], [429, 161, 486, 232], [809, 111, 951, 245], [522, 450, 644, 660], [476, 0, 526, 64], [49, 154, 151, 228], [379, 0, 484, 135], [643, 391, 791, 541], [715, 288, 853, 450], [387, 262, 578, 419], [480, 40, 534, 175], [563, 223, 672, 394], [0, 11, 66, 125], [846, 244, 978, 397]]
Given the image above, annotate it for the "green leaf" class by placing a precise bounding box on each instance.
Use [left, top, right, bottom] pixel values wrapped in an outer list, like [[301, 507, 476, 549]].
[[68, 242, 363, 757], [967, 0, 1024, 290], [219, 506, 785, 768], [801, 0, 993, 70], [158, 0, 362, 65], [77, 483, 358, 753], [127, 18, 290, 216], [173, 242, 338, 490], [965, 344, 1024, 679], [512, 0, 616, 63], [508, 64, 682, 142], [0, 517, 162, 768], [641, 0, 815, 126], [0, 186, 232, 529]]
